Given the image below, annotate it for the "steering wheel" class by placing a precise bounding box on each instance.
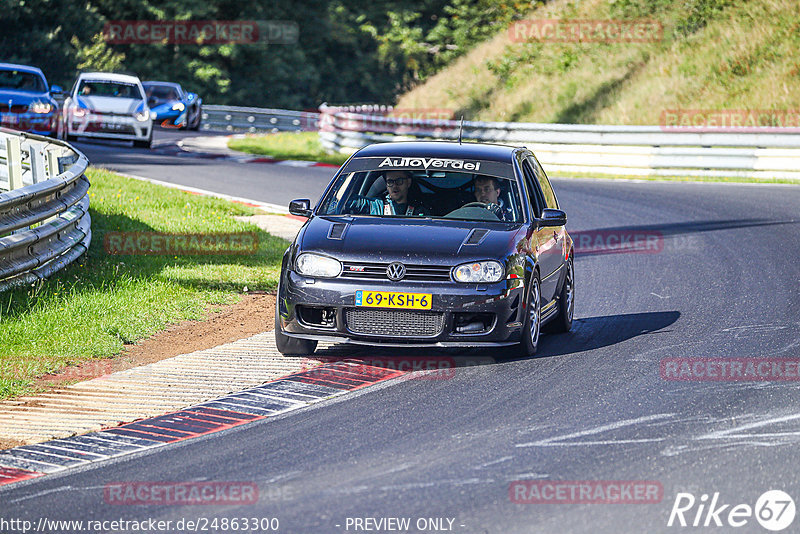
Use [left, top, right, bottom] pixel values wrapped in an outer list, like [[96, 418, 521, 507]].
[[461, 201, 503, 218]]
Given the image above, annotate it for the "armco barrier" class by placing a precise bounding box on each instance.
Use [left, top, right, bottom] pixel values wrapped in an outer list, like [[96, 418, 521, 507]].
[[201, 105, 318, 133], [318, 104, 800, 180], [0, 128, 91, 292]]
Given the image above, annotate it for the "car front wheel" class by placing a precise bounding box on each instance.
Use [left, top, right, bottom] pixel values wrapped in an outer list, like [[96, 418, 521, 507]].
[[274, 301, 318, 356], [133, 135, 152, 149], [189, 107, 202, 130], [519, 273, 542, 357], [546, 256, 574, 334]]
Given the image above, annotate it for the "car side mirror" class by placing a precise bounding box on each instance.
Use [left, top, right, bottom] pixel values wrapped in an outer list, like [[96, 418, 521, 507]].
[[289, 199, 312, 217], [50, 85, 63, 94], [539, 208, 566, 227]]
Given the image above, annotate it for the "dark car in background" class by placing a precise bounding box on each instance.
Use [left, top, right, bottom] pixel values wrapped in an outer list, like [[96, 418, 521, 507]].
[[275, 141, 575, 357], [0, 63, 62, 137], [142, 81, 202, 130]]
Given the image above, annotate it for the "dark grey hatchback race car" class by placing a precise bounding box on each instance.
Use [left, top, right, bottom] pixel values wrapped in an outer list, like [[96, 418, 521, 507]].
[[275, 141, 574, 356]]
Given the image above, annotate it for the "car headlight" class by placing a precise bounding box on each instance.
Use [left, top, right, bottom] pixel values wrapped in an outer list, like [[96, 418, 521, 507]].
[[295, 253, 341, 278], [71, 106, 87, 117], [135, 110, 150, 122], [29, 102, 52, 114], [453, 260, 504, 283], [172, 102, 185, 111]]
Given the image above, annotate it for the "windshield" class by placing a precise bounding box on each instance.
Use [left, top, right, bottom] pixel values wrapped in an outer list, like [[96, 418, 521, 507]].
[[77, 80, 142, 99], [318, 157, 524, 223], [144, 84, 180, 102], [0, 69, 46, 92]]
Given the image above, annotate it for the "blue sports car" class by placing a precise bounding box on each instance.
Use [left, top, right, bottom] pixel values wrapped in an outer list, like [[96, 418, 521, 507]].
[[0, 63, 63, 138], [142, 81, 202, 130]]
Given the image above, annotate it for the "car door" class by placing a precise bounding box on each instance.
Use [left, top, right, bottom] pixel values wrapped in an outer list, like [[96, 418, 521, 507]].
[[520, 156, 562, 302]]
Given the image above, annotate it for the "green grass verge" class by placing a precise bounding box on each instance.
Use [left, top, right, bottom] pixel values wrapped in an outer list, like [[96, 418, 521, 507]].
[[228, 131, 348, 166], [0, 167, 289, 400]]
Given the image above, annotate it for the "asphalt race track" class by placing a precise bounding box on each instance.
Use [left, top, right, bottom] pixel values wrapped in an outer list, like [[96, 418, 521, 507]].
[[77, 129, 338, 206], [3, 129, 800, 533]]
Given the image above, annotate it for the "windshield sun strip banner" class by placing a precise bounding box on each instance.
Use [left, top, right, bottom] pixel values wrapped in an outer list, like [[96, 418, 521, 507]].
[[341, 156, 515, 179]]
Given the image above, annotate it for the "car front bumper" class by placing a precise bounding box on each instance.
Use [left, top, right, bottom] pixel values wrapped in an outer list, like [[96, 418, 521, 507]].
[[68, 113, 152, 141], [0, 112, 58, 135], [152, 109, 187, 127], [278, 271, 527, 347]]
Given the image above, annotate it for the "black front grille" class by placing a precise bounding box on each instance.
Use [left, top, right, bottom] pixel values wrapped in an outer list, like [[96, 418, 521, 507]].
[[345, 308, 445, 337], [95, 124, 136, 134], [341, 261, 451, 281]]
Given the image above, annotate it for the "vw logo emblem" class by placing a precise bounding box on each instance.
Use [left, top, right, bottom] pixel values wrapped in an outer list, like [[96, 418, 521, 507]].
[[386, 262, 406, 281]]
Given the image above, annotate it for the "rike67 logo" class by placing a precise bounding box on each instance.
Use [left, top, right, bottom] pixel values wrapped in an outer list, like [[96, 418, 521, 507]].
[[668, 490, 795, 531]]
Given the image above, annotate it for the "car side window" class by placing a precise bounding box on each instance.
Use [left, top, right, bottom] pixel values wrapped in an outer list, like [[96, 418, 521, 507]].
[[531, 157, 558, 209], [520, 159, 545, 218]]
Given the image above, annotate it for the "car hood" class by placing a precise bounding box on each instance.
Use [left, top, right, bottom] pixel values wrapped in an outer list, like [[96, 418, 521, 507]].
[[0, 89, 51, 106], [78, 96, 143, 114], [299, 216, 523, 263]]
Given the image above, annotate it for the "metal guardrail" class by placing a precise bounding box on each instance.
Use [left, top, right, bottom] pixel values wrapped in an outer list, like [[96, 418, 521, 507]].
[[0, 128, 91, 292], [318, 104, 800, 180], [201, 105, 319, 133]]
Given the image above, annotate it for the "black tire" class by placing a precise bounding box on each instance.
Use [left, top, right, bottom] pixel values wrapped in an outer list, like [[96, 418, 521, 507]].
[[53, 118, 65, 141], [545, 256, 574, 334], [274, 299, 317, 356], [518, 273, 542, 357], [133, 136, 152, 149], [189, 107, 201, 130]]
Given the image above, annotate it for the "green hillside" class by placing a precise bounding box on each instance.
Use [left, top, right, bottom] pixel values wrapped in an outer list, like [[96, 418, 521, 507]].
[[396, 0, 800, 125]]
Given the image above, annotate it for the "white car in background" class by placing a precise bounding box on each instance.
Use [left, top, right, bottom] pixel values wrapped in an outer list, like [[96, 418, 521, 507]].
[[64, 72, 153, 148]]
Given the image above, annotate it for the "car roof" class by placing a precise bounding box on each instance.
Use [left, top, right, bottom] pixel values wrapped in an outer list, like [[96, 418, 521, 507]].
[[142, 81, 181, 89], [79, 72, 142, 84], [0, 63, 45, 77], [353, 141, 520, 163]]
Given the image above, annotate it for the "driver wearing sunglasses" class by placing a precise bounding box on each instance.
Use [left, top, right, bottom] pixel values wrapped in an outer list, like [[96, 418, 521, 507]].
[[345, 170, 428, 216]]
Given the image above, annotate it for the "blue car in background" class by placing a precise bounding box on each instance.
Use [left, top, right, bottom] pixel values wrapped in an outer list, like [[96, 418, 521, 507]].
[[0, 63, 62, 138], [142, 81, 202, 130]]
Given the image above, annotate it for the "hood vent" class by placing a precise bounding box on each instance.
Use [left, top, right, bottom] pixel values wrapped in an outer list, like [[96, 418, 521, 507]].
[[327, 222, 348, 240], [463, 228, 489, 246]]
